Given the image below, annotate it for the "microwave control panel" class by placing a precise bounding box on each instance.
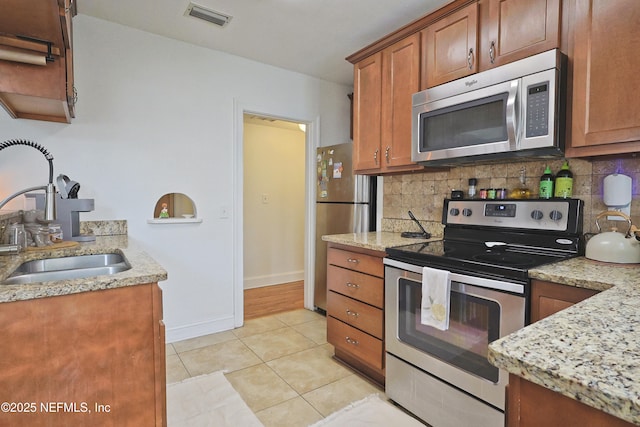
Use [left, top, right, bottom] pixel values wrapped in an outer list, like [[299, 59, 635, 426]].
[[525, 82, 550, 138]]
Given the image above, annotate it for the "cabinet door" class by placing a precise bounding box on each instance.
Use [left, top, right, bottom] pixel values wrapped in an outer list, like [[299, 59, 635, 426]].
[[423, 2, 478, 88], [530, 279, 598, 323], [480, 0, 560, 69], [381, 34, 422, 171], [568, 0, 640, 156], [353, 52, 383, 172]]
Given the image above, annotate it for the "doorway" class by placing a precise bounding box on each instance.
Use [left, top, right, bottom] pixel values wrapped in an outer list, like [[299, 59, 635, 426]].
[[242, 114, 307, 319]]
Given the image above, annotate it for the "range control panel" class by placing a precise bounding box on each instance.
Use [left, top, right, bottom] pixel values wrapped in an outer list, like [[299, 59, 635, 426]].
[[444, 199, 583, 233]]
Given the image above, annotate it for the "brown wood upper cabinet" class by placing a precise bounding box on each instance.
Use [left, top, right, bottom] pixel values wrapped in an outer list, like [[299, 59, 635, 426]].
[[0, 0, 76, 123], [353, 34, 423, 174], [566, 0, 640, 157], [422, 0, 561, 89]]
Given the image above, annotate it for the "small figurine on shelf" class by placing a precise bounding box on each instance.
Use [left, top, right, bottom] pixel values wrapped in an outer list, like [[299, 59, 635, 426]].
[[159, 203, 169, 218]]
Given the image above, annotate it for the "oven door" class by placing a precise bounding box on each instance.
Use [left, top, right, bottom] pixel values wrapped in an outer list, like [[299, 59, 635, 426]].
[[384, 258, 526, 410]]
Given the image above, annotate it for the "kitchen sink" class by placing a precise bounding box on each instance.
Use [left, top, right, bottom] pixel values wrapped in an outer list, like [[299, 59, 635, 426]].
[[1, 253, 131, 285]]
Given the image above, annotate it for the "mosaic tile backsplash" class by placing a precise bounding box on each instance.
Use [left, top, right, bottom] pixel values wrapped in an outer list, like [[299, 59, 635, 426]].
[[381, 157, 640, 236]]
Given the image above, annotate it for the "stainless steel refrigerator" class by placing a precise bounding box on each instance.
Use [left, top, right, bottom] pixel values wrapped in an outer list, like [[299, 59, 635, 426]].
[[314, 142, 375, 312]]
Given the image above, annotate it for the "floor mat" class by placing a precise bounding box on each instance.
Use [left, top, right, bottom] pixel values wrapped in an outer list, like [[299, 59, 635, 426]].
[[167, 370, 263, 426]]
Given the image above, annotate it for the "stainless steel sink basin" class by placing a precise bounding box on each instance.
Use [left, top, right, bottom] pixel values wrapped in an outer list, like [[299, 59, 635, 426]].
[[2, 253, 131, 285]]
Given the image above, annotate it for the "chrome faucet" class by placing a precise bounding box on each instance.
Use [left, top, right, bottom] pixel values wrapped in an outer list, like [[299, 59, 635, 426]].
[[0, 139, 56, 221]]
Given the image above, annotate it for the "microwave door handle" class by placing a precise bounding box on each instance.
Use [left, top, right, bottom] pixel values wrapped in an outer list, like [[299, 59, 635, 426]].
[[506, 80, 519, 150]]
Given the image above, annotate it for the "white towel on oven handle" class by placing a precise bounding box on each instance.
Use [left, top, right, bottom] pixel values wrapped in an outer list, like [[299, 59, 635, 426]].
[[420, 266, 451, 331]]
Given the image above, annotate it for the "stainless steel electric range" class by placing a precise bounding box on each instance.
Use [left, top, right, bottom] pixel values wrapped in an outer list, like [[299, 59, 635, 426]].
[[384, 198, 583, 427]]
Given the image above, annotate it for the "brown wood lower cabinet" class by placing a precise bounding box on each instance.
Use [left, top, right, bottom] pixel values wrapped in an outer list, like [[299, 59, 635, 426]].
[[326, 244, 385, 385], [507, 374, 634, 427], [530, 279, 599, 323], [0, 283, 166, 427], [506, 279, 611, 426]]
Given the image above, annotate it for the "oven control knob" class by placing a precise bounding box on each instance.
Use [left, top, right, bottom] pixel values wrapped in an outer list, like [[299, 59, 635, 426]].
[[462, 208, 472, 217], [531, 210, 544, 221], [449, 208, 460, 216], [549, 210, 563, 221]]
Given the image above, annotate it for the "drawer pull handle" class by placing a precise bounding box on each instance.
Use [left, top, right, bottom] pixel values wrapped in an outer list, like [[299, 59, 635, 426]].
[[345, 336, 359, 346], [347, 258, 359, 264], [346, 309, 359, 318], [346, 282, 360, 289]]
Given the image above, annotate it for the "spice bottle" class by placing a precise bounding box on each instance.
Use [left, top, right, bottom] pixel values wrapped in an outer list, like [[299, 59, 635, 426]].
[[554, 161, 573, 198], [468, 178, 477, 199], [539, 165, 554, 199]]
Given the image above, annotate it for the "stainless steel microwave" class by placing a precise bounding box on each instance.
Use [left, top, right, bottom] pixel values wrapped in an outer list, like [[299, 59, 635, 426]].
[[412, 49, 566, 166]]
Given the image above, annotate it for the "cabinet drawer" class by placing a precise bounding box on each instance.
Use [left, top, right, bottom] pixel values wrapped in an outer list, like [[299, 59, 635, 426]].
[[327, 316, 383, 370], [327, 247, 383, 277], [327, 291, 383, 338], [327, 265, 384, 308]]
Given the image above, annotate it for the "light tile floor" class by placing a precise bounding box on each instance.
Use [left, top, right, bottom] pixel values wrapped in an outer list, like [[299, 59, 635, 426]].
[[166, 308, 383, 427]]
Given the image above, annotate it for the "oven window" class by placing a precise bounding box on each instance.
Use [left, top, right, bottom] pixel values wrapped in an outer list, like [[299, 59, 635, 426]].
[[397, 277, 500, 383], [420, 92, 508, 151]]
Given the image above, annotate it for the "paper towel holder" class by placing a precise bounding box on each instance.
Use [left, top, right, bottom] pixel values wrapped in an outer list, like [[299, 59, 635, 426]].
[[603, 173, 632, 219]]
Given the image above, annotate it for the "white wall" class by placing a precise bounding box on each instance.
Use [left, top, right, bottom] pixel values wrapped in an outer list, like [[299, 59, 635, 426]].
[[243, 122, 305, 289], [0, 15, 352, 342]]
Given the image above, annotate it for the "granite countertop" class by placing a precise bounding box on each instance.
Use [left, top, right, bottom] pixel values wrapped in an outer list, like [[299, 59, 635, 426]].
[[490, 256, 640, 425], [0, 235, 167, 303], [321, 231, 439, 252]]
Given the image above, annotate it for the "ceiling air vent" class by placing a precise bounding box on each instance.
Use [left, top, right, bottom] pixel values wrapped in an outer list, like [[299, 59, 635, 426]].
[[184, 3, 232, 27]]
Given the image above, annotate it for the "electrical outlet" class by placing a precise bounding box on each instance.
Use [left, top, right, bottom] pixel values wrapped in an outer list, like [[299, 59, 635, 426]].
[[262, 193, 269, 204]]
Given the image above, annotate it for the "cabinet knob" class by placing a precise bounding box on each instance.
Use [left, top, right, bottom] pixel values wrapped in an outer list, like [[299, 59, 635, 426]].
[[385, 146, 390, 163], [345, 336, 359, 346], [489, 41, 496, 64], [346, 282, 360, 289], [347, 258, 359, 264], [467, 48, 474, 69], [374, 149, 379, 165], [346, 309, 360, 318]]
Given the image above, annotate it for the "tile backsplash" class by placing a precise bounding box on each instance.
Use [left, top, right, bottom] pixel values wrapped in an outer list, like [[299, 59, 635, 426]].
[[381, 156, 640, 236]]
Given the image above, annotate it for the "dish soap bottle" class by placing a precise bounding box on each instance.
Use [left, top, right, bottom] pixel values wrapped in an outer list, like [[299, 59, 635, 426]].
[[539, 165, 554, 199], [554, 161, 573, 198]]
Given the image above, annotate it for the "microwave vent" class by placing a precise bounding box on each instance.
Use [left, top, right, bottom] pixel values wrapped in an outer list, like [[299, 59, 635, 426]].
[[185, 3, 232, 27]]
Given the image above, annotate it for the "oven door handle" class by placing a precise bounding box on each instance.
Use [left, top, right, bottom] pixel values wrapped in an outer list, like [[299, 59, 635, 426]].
[[383, 258, 524, 295]]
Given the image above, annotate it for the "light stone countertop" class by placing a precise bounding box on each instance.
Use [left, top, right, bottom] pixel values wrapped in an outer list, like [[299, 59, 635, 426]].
[[490, 256, 640, 425], [321, 231, 439, 252], [0, 234, 167, 303]]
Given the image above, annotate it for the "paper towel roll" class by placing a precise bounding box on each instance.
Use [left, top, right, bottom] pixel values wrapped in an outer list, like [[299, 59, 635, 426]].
[[603, 173, 632, 206], [0, 47, 46, 66]]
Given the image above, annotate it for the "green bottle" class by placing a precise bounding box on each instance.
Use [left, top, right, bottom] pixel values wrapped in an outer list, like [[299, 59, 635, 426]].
[[554, 161, 573, 198], [539, 165, 554, 199]]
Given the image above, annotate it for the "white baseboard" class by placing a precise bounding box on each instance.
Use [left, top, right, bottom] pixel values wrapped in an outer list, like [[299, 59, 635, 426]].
[[243, 270, 304, 290], [165, 315, 235, 343]]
